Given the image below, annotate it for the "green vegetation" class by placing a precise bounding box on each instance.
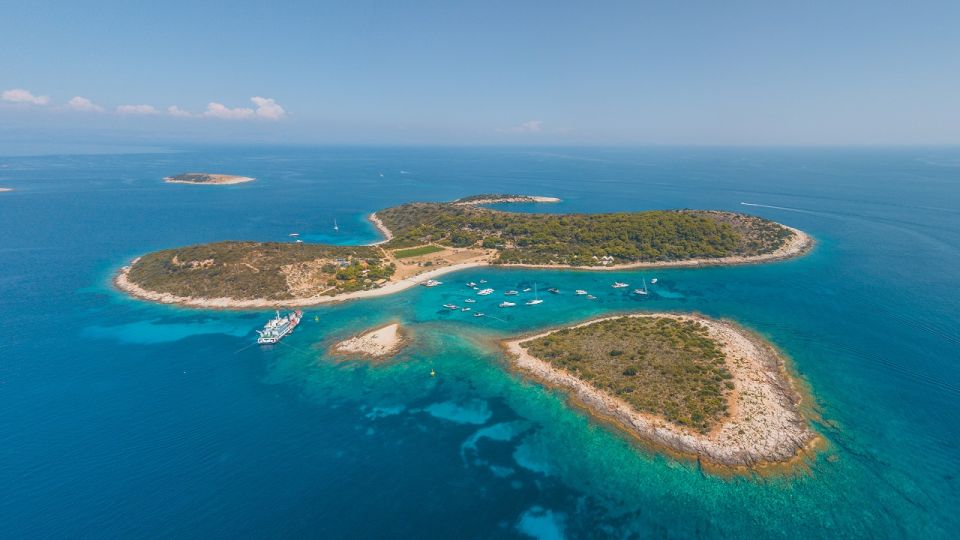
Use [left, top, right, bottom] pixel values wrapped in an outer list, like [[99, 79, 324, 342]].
[[127, 241, 393, 300], [523, 317, 733, 433], [391, 245, 445, 258], [453, 193, 539, 203], [377, 202, 791, 265]]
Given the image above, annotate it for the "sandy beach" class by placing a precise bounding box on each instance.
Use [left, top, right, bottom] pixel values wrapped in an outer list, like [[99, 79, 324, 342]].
[[503, 313, 817, 469], [332, 323, 406, 359]]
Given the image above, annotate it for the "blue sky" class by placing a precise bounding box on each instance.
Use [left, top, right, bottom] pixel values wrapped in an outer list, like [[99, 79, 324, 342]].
[[2, 0, 959, 146]]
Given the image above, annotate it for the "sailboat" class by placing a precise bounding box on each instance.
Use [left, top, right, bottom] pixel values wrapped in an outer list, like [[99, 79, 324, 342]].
[[633, 278, 648, 296], [525, 284, 543, 305]]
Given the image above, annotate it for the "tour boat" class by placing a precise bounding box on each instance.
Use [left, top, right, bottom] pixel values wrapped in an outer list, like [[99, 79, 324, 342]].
[[575, 290, 588, 295], [612, 282, 629, 288], [422, 279, 442, 287], [256, 310, 302, 344], [499, 301, 516, 308], [477, 288, 494, 295]]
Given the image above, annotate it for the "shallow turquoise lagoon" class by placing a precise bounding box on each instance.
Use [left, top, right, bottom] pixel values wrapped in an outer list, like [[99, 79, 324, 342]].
[[1, 147, 958, 538]]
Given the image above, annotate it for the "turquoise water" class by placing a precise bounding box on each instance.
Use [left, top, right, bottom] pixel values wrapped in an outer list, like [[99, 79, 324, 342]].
[[1, 147, 958, 538]]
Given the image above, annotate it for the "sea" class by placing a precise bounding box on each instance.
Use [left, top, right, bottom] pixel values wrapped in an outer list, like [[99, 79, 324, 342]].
[[1, 146, 958, 539]]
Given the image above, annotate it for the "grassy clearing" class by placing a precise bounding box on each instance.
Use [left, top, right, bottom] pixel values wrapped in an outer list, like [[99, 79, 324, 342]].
[[391, 245, 445, 258]]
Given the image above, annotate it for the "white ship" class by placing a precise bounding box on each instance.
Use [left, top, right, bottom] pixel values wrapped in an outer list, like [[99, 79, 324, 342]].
[[256, 310, 303, 344]]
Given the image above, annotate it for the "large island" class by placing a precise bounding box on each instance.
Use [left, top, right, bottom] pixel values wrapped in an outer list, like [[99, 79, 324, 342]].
[[504, 314, 818, 469], [115, 194, 812, 308]]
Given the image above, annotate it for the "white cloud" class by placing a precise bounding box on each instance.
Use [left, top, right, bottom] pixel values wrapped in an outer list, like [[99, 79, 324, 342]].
[[116, 104, 159, 115], [67, 96, 104, 112], [505, 120, 543, 133], [203, 101, 255, 120], [167, 105, 193, 118], [2, 88, 50, 105], [203, 97, 286, 120], [251, 96, 286, 120]]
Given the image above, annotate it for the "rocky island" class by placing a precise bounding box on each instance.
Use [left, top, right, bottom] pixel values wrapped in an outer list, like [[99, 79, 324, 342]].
[[332, 323, 407, 360], [164, 173, 255, 185], [504, 314, 818, 469], [115, 195, 812, 308]]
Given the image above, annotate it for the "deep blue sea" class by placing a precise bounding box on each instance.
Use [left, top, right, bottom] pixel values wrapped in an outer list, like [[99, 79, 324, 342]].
[[1, 147, 958, 539]]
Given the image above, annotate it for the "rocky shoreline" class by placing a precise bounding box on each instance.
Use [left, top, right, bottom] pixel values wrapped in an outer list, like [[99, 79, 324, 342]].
[[503, 314, 818, 469]]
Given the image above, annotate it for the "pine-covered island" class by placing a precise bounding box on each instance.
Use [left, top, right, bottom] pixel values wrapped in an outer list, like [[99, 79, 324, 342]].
[[115, 194, 812, 308], [504, 314, 818, 469]]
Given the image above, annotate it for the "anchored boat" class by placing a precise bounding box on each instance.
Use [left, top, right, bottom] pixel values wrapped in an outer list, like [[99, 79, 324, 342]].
[[256, 310, 303, 344]]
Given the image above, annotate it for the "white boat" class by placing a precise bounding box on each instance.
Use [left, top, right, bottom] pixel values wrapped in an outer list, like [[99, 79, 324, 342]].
[[499, 301, 516, 308], [443, 303, 459, 309], [633, 278, 649, 296], [650, 278, 658, 284], [461, 307, 471, 312], [333, 218, 339, 232], [479, 279, 487, 284], [466, 282, 477, 287], [422, 279, 442, 287], [288, 233, 299, 237], [477, 288, 494, 295], [464, 298, 476, 303], [612, 282, 629, 288], [504, 290, 519, 296], [522, 287, 531, 292], [525, 284, 543, 305], [256, 310, 302, 344], [474, 312, 485, 317], [586, 295, 597, 300], [295, 239, 303, 243], [575, 290, 588, 295]]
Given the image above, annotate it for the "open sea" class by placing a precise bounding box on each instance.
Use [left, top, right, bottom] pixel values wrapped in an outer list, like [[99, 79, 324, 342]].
[[1, 146, 958, 539]]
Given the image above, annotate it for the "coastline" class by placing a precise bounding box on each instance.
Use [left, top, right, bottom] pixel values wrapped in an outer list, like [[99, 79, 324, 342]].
[[164, 175, 255, 185], [114, 216, 811, 309], [502, 313, 819, 470], [453, 195, 561, 205]]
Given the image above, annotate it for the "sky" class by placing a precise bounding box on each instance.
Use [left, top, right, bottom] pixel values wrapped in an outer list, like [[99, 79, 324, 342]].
[[2, 0, 959, 147]]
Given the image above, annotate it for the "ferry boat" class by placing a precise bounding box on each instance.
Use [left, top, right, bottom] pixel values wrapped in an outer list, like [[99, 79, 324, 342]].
[[575, 289, 588, 295], [422, 279, 442, 287], [256, 310, 302, 344], [499, 301, 516, 308], [612, 282, 629, 288], [477, 288, 494, 295]]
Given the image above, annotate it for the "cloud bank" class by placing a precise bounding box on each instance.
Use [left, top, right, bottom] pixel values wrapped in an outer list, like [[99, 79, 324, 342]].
[[2, 88, 287, 121], [2, 88, 50, 105], [67, 96, 104, 112]]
